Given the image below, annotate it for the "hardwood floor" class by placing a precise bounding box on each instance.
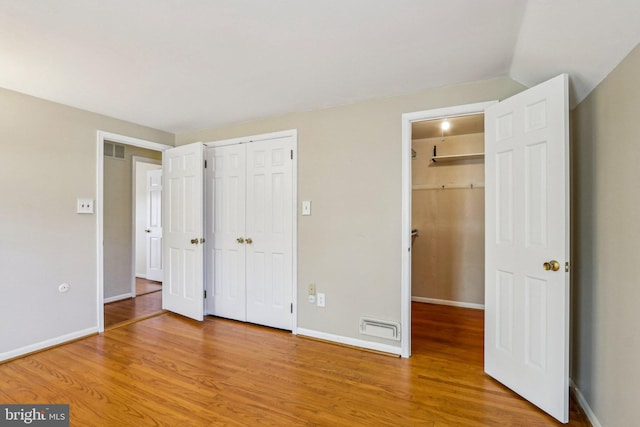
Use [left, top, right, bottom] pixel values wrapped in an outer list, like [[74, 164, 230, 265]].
[[104, 289, 163, 329], [136, 277, 162, 296], [0, 303, 589, 426]]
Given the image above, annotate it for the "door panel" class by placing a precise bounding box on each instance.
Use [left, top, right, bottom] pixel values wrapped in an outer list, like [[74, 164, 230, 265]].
[[146, 169, 163, 282], [484, 74, 569, 422], [246, 140, 293, 330], [205, 144, 247, 320], [162, 142, 204, 321]]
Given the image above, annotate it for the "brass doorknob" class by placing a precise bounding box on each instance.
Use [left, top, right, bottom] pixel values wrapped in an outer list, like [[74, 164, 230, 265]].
[[245, 238, 253, 244], [145, 229, 151, 233], [543, 260, 560, 271], [190, 238, 199, 244], [236, 237, 245, 244]]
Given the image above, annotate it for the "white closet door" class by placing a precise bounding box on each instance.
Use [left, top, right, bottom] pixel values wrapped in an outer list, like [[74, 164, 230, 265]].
[[245, 138, 294, 330], [205, 144, 247, 321], [162, 142, 204, 321]]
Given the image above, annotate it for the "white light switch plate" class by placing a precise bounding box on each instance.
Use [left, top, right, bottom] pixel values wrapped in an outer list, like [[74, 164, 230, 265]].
[[77, 198, 94, 214], [302, 200, 311, 216]]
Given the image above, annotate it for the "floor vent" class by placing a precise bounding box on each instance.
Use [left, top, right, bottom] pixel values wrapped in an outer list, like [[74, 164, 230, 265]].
[[359, 317, 401, 341], [104, 141, 126, 159]]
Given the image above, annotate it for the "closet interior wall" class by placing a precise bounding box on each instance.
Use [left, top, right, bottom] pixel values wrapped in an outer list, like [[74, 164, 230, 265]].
[[411, 132, 485, 306]]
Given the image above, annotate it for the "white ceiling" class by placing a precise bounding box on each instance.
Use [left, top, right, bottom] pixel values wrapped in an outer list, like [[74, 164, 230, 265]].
[[0, 1, 638, 134]]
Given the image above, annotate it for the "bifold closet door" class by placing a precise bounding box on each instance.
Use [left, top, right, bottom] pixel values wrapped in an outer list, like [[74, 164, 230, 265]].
[[206, 144, 247, 322], [206, 137, 294, 331], [245, 139, 293, 330]]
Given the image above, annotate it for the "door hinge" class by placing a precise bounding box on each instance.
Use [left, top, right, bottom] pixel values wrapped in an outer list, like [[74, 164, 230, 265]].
[[565, 262, 570, 272], [204, 290, 207, 299], [290, 150, 293, 160], [290, 303, 293, 313], [204, 159, 207, 168]]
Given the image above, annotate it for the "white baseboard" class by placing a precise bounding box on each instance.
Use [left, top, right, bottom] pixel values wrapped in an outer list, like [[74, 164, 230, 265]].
[[104, 292, 133, 304], [296, 328, 401, 356], [412, 296, 484, 310], [570, 379, 602, 427], [0, 327, 98, 363]]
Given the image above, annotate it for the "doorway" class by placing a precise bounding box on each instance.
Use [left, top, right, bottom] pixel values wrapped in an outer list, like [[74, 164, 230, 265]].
[[400, 101, 496, 357], [133, 158, 162, 294], [410, 113, 485, 310], [96, 131, 172, 332]]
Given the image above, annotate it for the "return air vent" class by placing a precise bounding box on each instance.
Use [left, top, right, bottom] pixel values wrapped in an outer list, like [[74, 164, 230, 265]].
[[359, 317, 401, 341], [104, 141, 125, 159]]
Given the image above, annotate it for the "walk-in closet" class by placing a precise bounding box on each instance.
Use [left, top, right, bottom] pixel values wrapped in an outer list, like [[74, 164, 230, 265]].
[[411, 114, 485, 308]]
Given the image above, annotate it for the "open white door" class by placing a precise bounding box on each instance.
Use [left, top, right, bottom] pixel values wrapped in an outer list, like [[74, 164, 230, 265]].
[[146, 169, 163, 282], [163, 142, 204, 321], [485, 74, 570, 422]]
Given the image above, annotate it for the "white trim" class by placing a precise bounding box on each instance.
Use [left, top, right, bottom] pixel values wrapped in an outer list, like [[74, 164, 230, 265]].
[[204, 129, 297, 148], [291, 131, 298, 334], [296, 328, 401, 356], [570, 379, 602, 427], [97, 131, 172, 333], [412, 296, 484, 310], [401, 101, 497, 359], [104, 292, 134, 304], [0, 327, 97, 362]]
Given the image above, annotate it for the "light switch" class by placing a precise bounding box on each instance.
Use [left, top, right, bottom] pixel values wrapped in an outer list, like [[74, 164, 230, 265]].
[[302, 200, 311, 216], [77, 198, 94, 214]]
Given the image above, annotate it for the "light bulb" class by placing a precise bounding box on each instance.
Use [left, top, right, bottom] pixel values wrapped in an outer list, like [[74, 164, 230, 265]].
[[441, 120, 451, 131]]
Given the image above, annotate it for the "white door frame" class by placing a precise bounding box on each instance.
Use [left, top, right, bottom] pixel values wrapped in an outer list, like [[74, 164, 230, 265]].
[[400, 101, 496, 358], [131, 156, 162, 296], [204, 129, 299, 334], [96, 131, 172, 332]]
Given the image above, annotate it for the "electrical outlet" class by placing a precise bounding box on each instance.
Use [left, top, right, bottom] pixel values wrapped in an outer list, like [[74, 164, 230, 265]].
[[308, 283, 316, 295], [77, 198, 94, 214], [317, 293, 325, 307]]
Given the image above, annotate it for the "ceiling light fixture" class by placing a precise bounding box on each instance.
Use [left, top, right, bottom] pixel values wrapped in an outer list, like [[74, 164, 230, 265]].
[[441, 119, 451, 131]]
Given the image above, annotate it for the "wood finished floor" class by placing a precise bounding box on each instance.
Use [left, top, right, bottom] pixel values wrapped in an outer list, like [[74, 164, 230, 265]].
[[136, 278, 162, 296], [104, 278, 163, 329], [0, 303, 590, 426]]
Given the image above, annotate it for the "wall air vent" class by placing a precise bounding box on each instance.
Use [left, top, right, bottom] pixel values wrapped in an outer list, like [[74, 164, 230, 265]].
[[359, 317, 401, 341], [104, 141, 125, 160]]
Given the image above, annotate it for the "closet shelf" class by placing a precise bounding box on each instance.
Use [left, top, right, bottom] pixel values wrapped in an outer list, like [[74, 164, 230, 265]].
[[431, 152, 484, 162]]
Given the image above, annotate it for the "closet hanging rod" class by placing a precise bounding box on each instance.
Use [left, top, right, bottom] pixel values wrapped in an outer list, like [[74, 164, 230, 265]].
[[412, 183, 485, 191]]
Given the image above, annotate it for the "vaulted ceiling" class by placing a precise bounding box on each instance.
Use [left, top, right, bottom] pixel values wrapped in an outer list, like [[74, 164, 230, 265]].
[[0, 1, 638, 133]]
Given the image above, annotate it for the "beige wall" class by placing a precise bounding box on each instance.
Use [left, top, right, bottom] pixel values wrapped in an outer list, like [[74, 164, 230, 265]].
[[411, 133, 484, 305], [177, 77, 525, 346], [572, 44, 640, 426], [0, 87, 173, 356], [104, 147, 162, 299]]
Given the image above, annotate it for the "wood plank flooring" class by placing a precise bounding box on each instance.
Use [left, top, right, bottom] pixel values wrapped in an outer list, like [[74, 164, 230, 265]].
[[104, 289, 163, 329], [136, 278, 162, 296], [0, 303, 590, 426]]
